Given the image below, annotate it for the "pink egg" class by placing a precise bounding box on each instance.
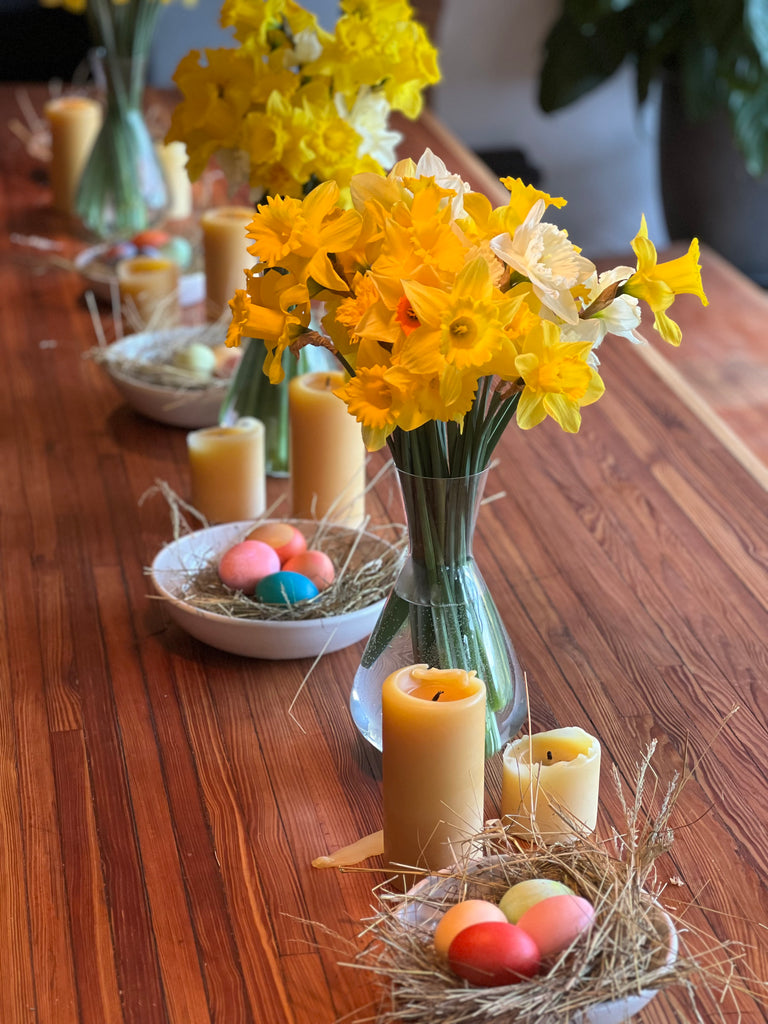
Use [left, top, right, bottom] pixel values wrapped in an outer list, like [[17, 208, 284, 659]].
[[247, 522, 307, 564], [217, 540, 280, 592], [283, 550, 335, 591], [448, 921, 541, 986], [433, 900, 508, 957], [516, 893, 595, 959]]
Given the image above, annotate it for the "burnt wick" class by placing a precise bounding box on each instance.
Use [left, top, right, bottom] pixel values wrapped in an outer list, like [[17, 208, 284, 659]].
[[547, 750, 553, 760], [432, 690, 444, 701]]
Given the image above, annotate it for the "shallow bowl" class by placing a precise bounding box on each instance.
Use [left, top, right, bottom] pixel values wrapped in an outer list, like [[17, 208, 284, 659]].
[[150, 520, 395, 659], [100, 325, 232, 428]]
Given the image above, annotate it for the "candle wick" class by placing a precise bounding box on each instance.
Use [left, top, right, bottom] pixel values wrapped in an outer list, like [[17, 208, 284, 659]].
[[325, 375, 331, 389], [431, 690, 444, 701], [547, 750, 553, 760]]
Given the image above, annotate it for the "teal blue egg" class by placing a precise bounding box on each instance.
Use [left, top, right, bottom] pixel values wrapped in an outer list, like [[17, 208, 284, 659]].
[[160, 235, 194, 269], [255, 571, 319, 604]]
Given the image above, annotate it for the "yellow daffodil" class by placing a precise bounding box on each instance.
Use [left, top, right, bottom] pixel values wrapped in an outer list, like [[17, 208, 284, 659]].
[[622, 217, 708, 345], [515, 322, 605, 432], [226, 268, 310, 382]]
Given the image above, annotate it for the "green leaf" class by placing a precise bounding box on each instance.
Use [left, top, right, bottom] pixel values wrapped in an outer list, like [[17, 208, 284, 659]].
[[538, 11, 630, 111], [746, 0, 768, 68]]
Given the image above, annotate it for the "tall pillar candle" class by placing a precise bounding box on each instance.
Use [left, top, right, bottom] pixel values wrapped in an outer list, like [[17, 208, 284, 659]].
[[155, 140, 193, 220], [44, 95, 102, 215], [187, 417, 266, 523], [501, 727, 601, 842], [383, 665, 486, 881], [289, 371, 366, 525], [117, 255, 180, 328], [200, 206, 254, 321]]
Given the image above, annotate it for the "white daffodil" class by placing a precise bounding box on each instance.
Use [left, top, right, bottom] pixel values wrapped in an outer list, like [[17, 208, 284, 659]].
[[490, 199, 594, 323], [335, 87, 402, 168], [581, 267, 645, 348], [282, 28, 323, 67], [414, 147, 472, 218]]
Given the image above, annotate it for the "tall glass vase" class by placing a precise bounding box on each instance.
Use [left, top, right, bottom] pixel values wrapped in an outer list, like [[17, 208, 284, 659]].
[[76, 50, 168, 239], [350, 468, 527, 758]]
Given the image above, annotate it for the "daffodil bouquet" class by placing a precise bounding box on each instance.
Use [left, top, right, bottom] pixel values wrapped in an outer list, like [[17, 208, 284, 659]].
[[167, 0, 440, 202], [224, 149, 708, 755]]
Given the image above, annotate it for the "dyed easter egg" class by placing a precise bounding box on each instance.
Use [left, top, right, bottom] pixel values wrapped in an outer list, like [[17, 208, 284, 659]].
[[247, 522, 307, 564], [516, 894, 595, 959], [160, 235, 193, 269], [283, 550, 335, 591], [102, 240, 137, 264], [132, 228, 170, 249], [448, 921, 540, 987], [212, 343, 243, 378], [433, 900, 508, 957], [217, 540, 280, 592], [499, 878, 576, 924], [255, 571, 319, 604], [172, 342, 216, 380]]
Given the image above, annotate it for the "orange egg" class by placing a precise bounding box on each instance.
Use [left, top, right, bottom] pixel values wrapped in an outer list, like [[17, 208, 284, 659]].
[[433, 899, 508, 957], [132, 228, 170, 249], [283, 550, 335, 591], [247, 522, 307, 563]]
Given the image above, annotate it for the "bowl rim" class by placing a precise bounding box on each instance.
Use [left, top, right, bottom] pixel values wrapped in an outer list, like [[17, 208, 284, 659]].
[[101, 325, 232, 396]]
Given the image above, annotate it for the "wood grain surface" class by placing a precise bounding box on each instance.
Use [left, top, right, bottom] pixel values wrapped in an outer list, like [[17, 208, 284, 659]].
[[1, 84, 767, 1024]]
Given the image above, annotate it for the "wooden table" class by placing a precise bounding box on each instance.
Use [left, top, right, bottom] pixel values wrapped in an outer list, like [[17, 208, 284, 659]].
[[1, 85, 767, 1024]]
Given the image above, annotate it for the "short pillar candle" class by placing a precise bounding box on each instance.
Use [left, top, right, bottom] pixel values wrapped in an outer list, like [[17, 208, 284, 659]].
[[154, 140, 192, 220], [382, 665, 486, 880], [116, 256, 180, 328], [44, 95, 102, 215], [187, 417, 266, 524], [200, 206, 254, 321], [288, 370, 366, 526], [501, 727, 601, 842]]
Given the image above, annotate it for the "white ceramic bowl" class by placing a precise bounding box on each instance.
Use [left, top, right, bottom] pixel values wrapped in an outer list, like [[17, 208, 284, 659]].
[[150, 520, 395, 659], [396, 855, 678, 1024], [100, 325, 232, 428]]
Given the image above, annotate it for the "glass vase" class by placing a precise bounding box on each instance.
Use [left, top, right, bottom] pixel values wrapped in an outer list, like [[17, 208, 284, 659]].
[[219, 336, 335, 477], [76, 51, 168, 239], [350, 468, 527, 758]]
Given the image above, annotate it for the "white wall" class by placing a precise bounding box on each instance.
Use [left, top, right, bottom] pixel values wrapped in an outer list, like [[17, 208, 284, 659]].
[[150, 0, 667, 257]]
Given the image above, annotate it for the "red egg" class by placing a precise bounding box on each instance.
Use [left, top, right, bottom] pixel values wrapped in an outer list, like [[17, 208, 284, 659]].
[[283, 549, 335, 591], [447, 921, 540, 987], [516, 894, 595, 959], [247, 522, 307, 563], [217, 540, 280, 592], [132, 228, 170, 249]]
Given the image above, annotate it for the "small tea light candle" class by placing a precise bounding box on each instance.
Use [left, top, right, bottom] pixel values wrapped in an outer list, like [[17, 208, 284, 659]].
[[383, 665, 486, 880], [289, 371, 366, 526], [117, 256, 180, 328], [200, 206, 254, 321], [501, 727, 601, 842], [187, 417, 266, 524], [154, 140, 193, 220], [44, 95, 102, 215]]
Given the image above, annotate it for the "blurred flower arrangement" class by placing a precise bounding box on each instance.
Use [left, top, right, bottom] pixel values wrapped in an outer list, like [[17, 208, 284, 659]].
[[41, 0, 194, 236], [222, 149, 708, 756], [166, 0, 441, 202]]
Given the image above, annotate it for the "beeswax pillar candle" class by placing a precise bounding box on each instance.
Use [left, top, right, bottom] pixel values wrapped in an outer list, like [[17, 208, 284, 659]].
[[200, 206, 254, 320], [187, 417, 266, 523], [44, 96, 102, 215], [117, 256, 180, 328], [154, 140, 192, 220], [501, 727, 601, 842], [383, 665, 486, 881], [288, 371, 366, 525]]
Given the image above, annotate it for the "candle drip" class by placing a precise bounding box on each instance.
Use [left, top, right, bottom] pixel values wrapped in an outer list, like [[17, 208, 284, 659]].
[[431, 690, 445, 701], [311, 830, 383, 868]]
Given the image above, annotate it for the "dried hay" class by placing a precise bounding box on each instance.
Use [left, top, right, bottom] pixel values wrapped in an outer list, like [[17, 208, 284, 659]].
[[343, 742, 768, 1024]]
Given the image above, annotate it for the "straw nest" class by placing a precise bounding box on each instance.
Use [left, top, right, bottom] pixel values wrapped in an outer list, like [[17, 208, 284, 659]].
[[346, 743, 768, 1024], [89, 322, 231, 390]]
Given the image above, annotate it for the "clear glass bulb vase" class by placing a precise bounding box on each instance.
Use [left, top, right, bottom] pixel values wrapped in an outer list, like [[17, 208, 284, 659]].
[[75, 51, 167, 239], [350, 467, 527, 758]]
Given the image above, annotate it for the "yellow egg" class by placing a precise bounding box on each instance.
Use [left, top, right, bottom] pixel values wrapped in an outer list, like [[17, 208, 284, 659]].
[[172, 342, 216, 380], [433, 899, 508, 957], [499, 878, 576, 924]]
